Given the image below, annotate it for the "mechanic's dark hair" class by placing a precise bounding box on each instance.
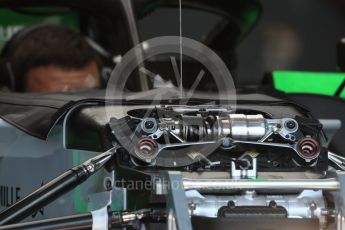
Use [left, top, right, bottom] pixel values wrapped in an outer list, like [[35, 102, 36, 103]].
[[0, 25, 101, 92]]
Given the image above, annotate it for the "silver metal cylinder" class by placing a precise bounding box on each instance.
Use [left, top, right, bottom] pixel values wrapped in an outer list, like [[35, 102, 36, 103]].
[[228, 114, 267, 141], [170, 114, 267, 141], [183, 178, 340, 192]]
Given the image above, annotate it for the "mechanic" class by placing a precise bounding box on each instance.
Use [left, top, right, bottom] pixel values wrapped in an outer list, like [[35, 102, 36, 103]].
[[0, 25, 101, 92]]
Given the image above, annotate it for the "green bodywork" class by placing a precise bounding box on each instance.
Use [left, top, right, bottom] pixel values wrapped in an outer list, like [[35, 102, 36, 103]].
[[272, 71, 345, 99]]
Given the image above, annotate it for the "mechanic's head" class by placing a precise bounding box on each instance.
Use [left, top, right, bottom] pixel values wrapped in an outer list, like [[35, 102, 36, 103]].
[[0, 25, 101, 92]]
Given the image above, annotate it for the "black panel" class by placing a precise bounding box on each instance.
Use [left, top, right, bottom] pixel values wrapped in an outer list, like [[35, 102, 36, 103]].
[[191, 216, 319, 230]]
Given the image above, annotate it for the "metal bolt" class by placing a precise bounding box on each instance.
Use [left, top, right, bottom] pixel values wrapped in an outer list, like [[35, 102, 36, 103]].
[[285, 120, 296, 130], [310, 202, 317, 210], [269, 200, 277, 208], [104, 177, 113, 190], [144, 120, 155, 129], [227, 200, 236, 208]]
